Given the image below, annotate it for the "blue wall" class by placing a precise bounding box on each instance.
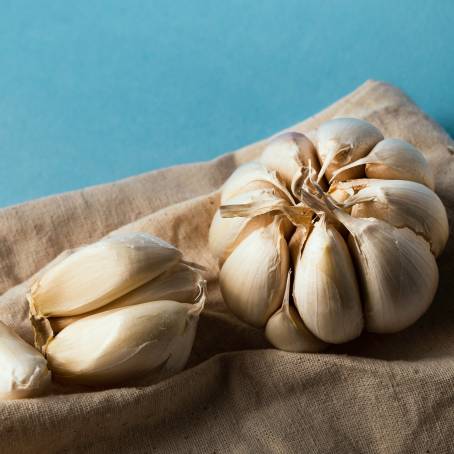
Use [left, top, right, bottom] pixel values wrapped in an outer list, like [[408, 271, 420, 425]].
[[1, 0, 453, 207]]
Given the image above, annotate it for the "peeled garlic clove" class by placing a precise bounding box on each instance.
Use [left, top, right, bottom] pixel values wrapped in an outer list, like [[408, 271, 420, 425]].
[[46, 288, 206, 386], [50, 263, 203, 333], [315, 117, 383, 182], [293, 218, 363, 343], [219, 218, 289, 327], [220, 162, 293, 203], [0, 322, 50, 399], [209, 189, 285, 262], [337, 213, 439, 333], [28, 232, 182, 318], [259, 132, 320, 188], [265, 272, 327, 352], [331, 139, 435, 189], [343, 179, 449, 257]]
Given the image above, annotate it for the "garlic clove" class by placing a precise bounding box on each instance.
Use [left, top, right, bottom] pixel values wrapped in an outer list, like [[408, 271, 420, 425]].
[[0, 322, 50, 399], [265, 272, 328, 352], [331, 138, 435, 189], [219, 218, 289, 328], [220, 162, 293, 204], [341, 179, 449, 257], [336, 213, 439, 333], [49, 263, 203, 333], [209, 189, 286, 263], [315, 117, 383, 182], [28, 232, 182, 318], [293, 217, 363, 343], [46, 287, 206, 386], [259, 131, 321, 189]]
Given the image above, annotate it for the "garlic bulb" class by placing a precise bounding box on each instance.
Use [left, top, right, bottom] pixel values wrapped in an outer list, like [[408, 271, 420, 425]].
[[0, 322, 50, 399], [335, 210, 438, 333], [219, 218, 289, 327], [336, 179, 449, 257], [265, 272, 327, 352], [209, 189, 288, 263], [49, 263, 203, 333], [259, 132, 320, 188], [293, 217, 363, 343], [28, 233, 182, 318], [210, 117, 448, 352], [46, 288, 206, 386], [331, 138, 435, 189], [315, 118, 383, 182], [220, 161, 293, 203]]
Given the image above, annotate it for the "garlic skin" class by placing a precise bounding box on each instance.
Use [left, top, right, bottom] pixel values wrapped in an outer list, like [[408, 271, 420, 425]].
[[339, 179, 449, 257], [265, 272, 327, 353], [50, 263, 203, 333], [340, 214, 439, 333], [260, 132, 320, 188], [293, 218, 363, 344], [209, 189, 287, 263], [219, 218, 289, 327], [331, 139, 435, 189], [220, 161, 292, 204], [0, 322, 50, 399], [28, 233, 182, 318], [46, 296, 205, 386], [315, 118, 383, 182]]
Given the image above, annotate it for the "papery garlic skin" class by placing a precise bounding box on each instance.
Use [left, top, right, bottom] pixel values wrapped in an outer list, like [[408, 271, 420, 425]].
[[331, 139, 435, 189], [341, 179, 449, 257], [315, 118, 383, 182], [219, 218, 289, 327], [0, 322, 50, 399], [50, 263, 202, 333], [343, 216, 439, 333], [28, 233, 182, 318], [265, 272, 327, 353], [293, 219, 363, 343], [209, 189, 286, 263], [46, 298, 204, 386], [220, 162, 292, 204], [260, 132, 320, 188]]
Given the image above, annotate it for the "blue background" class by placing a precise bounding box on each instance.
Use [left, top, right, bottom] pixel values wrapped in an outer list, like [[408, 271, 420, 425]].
[[1, 0, 453, 208]]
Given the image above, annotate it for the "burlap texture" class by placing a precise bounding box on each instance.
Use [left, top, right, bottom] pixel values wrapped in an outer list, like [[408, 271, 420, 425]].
[[1, 80, 453, 453]]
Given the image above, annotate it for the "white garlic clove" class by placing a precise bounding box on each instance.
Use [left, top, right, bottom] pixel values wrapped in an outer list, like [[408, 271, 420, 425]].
[[265, 272, 328, 352], [46, 288, 206, 386], [341, 179, 449, 257], [293, 217, 363, 344], [50, 262, 203, 333], [315, 117, 383, 182], [220, 161, 293, 204], [0, 322, 50, 399], [209, 189, 287, 263], [28, 232, 182, 318], [331, 139, 435, 189], [219, 218, 289, 328], [259, 131, 321, 189], [337, 213, 439, 333]]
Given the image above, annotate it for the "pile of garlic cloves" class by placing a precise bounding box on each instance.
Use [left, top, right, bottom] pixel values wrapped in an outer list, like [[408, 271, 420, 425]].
[[0, 232, 206, 399], [210, 117, 449, 352]]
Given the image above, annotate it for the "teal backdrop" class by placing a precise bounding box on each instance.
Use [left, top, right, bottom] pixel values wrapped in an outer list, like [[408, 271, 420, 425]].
[[1, 0, 453, 207]]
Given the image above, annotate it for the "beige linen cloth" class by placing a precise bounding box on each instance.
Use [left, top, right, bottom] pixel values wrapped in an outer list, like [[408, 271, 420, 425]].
[[0, 80, 454, 454]]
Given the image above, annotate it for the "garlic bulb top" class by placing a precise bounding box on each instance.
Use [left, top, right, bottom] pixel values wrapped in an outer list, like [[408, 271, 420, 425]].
[[0, 322, 50, 399], [211, 117, 447, 350]]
